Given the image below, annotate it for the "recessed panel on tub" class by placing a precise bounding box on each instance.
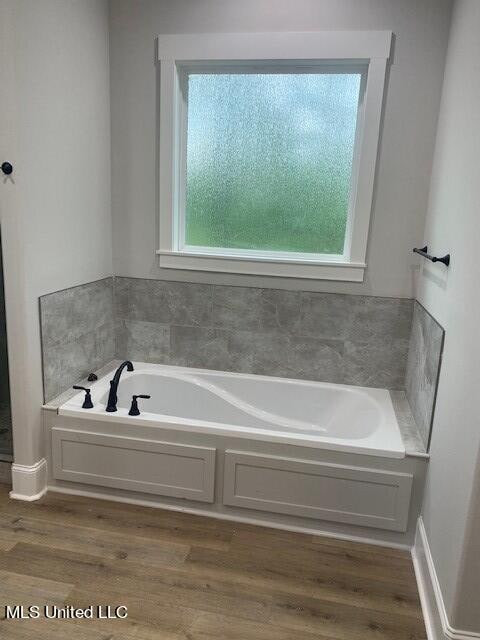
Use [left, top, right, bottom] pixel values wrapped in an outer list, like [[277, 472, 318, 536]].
[[223, 451, 413, 532], [52, 428, 216, 502]]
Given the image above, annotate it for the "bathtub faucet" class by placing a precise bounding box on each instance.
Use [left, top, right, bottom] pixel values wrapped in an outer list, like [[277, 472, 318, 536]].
[[106, 360, 134, 412]]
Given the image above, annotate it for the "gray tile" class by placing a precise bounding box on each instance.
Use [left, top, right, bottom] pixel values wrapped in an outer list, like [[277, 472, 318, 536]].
[[212, 286, 356, 338], [213, 285, 264, 331], [117, 282, 414, 389], [40, 277, 116, 400], [115, 277, 213, 327], [43, 322, 115, 401], [342, 338, 409, 389], [389, 390, 426, 455], [405, 302, 444, 449], [40, 278, 114, 348], [289, 336, 345, 382], [94, 322, 116, 372], [348, 297, 413, 343], [213, 285, 313, 335], [227, 330, 344, 382], [226, 330, 297, 377], [170, 325, 242, 372], [251, 289, 357, 339], [43, 337, 95, 401], [292, 292, 358, 339], [258, 288, 303, 333], [45, 360, 121, 409], [40, 276, 421, 401], [116, 319, 170, 363], [170, 324, 344, 383]]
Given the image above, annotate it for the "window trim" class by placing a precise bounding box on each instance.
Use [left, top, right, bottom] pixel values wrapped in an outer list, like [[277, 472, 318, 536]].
[[157, 31, 392, 282]]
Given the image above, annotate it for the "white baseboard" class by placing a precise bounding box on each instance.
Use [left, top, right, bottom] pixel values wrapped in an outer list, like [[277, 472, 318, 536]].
[[412, 517, 480, 640], [10, 458, 48, 501]]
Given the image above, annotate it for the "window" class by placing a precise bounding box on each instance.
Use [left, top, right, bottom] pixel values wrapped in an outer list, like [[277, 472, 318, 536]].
[[185, 70, 362, 256], [157, 31, 392, 282]]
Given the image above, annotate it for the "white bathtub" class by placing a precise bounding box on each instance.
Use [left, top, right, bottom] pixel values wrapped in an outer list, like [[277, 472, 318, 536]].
[[60, 363, 405, 458]]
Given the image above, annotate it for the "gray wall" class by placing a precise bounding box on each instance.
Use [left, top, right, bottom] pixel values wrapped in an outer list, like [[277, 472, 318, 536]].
[[115, 278, 413, 389], [40, 276, 417, 399], [40, 279, 115, 402], [1, 0, 112, 466], [109, 0, 452, 298], [405, 301, 444, 450], [416, 0, 480, 632], [40, 278, 414, 400]]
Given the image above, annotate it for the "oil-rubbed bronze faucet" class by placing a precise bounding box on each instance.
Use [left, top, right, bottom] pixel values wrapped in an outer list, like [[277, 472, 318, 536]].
[[106, 361, 134, 412]]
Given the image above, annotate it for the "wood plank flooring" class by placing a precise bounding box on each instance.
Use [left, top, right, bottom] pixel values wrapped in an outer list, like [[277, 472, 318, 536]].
[[0, 486, 426, 639]]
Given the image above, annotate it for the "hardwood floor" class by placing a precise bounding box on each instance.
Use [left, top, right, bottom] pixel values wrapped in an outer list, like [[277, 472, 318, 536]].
[[0, 486, 426, 639]]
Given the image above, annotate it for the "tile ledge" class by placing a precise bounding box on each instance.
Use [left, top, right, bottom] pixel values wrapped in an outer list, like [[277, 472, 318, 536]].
[[389, 390, 428, 456]]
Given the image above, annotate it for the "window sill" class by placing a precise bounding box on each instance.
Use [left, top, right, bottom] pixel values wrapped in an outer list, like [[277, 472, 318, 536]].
[[156, 250, 366, 282]]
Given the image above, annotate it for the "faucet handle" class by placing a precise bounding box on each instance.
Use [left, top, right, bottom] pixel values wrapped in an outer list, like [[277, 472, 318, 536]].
[[72, 386, 94, 409], [128, 394, 151, 416]]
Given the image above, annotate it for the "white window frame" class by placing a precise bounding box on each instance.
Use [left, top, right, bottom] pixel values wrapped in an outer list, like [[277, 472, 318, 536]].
[[157, 31, 392, 282]]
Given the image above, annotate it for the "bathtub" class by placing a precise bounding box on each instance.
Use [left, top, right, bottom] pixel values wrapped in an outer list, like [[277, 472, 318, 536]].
[[59, 362, 405, 459], [49, 362, 422, 538]]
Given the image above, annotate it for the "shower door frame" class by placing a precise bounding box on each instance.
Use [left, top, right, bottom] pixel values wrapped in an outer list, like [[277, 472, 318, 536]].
[[0, 0, 26, 463]]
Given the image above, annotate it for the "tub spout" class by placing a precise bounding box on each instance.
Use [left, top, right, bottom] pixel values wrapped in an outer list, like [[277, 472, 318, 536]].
[[105, 360, 134, 412]]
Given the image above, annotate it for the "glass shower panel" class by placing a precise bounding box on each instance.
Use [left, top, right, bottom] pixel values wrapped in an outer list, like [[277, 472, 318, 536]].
[[0, 230, 12, 459]]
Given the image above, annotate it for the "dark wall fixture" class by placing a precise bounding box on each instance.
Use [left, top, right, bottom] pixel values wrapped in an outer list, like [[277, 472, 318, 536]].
[[413, 245, 450, 267]]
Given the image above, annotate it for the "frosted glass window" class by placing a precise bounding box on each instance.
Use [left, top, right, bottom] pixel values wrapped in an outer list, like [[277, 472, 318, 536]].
[[184, 72, 362, 255]]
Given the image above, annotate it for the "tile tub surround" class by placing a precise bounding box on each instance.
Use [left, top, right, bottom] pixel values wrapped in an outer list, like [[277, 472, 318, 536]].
[[39, 277, 436, 458], [40, 277, 421, 402], [40, 278, 115, 402], [114, 278, 414, 389], [405, 301, 444, 450]]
